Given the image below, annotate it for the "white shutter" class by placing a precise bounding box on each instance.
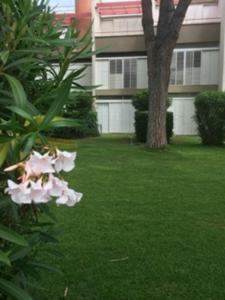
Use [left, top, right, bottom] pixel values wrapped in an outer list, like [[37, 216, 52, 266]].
[[201, 50, 219, 85], [96, 60, 109, 89], [96, 103, 109, 133], [137, 58, 148, 88]]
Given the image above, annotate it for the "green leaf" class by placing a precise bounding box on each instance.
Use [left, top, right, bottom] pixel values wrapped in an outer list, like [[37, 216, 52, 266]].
[[0, 278, 33, 300], [0, 143, 10, 167], [7, 106, 37, 126], [25, 132, 37, 151], [29, 261, 63, 275], [4, 58, 42, 70], [48, 117, 80, 129], [0, 250, 11, 266], [0, 224, 28, 247], [0, 51, 9, 65], [3, 74, 27, 110], [10, 246, 31, 262], [0, 136, 14, 144], [40, 76, 73, 129]]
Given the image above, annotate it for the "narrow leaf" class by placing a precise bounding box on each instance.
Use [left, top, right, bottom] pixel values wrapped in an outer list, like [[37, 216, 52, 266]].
[[0, 278, 33, 300], [40, 77, 73, 129], [0, 224, 28, 247], [0, 51, 9, 65], [29, 261, 63, 275], [3, 74, 27, 109], [49, 117, 80, 129], [0, 143, 9, 167], [0, 250, 11, 266], [7, 106, 36, 126]]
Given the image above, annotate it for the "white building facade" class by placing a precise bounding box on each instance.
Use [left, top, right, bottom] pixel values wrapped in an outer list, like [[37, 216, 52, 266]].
[[54, 0, 225, 135]]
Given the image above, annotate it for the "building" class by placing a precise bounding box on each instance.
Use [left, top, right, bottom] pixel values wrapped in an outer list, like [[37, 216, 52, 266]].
[[52, 0, 225, 135]]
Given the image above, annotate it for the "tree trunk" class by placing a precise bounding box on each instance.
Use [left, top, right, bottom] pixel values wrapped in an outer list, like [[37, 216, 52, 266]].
[[146, 44, 173, 149], [141, 0, 192, 149]]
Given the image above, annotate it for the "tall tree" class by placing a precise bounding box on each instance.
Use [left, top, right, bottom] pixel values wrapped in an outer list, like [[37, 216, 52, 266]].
[[142, 0, 191, 149]]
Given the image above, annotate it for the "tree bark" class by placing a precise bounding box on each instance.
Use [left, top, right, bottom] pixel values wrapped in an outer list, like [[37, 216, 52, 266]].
[[146, 44, 173, 148], [142, 0, 191, 149]]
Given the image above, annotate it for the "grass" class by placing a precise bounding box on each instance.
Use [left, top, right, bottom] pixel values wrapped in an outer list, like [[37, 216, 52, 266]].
[[37, 135, 225, 300]]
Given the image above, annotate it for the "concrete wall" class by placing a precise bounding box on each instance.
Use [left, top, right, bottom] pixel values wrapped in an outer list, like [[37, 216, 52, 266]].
[[96, 23, 220, 53]]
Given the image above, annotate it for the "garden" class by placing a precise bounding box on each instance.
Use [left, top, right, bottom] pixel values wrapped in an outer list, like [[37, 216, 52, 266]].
[[1, 1, 225, 300], [36, 135, 225, 300]]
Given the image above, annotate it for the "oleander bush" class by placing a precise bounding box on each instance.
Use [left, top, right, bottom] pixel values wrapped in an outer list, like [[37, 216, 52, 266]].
[[0, 0, 90, 299], [195, 91, 225, 145]]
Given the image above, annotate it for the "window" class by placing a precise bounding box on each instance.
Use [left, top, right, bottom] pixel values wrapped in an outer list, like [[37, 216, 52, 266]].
[[109, 59, 123, 88], [124, 59, 137, 88], [194, 51, 201, 68], [110, 60, 122, 74], [176, 52, 184, 85], [170, 50, 202, 85], [109, 58, 137, 89]]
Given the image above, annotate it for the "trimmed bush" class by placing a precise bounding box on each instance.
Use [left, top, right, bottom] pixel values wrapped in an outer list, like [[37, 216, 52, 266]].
[[134, 111, 173, 143], [134, 111, 148, 143], [195, 91, 225, 145], [132, 91, 149, 111], [132, 91, 172, 110], [166, 112, 174, 142], [51, 92, 99, 139]]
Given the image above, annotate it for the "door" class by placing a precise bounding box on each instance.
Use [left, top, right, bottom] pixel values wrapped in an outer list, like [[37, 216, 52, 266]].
[[96, 100, 135, 133], [169, 98, 197, 135]]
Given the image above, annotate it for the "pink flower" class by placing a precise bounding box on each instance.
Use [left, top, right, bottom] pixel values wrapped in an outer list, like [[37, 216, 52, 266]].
[[54, 150, 76, 173], [30, 179, 50, 203], [5, 180, 31, 205], [4, 162, 24, 172], [56, 187, 83, 207], [47, 175, 68, 197], [25, 151, 55, 177]]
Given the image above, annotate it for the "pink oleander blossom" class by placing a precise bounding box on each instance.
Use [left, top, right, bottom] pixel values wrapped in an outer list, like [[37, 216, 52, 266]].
[[47, 175, 68, 197], [25, 151, 55, 177], [5, 180, 31, 205], [30, 179, 50, 203], [4, 149, 83, 207], [54, 150, 76, 173], [56, 187, 83, 207]]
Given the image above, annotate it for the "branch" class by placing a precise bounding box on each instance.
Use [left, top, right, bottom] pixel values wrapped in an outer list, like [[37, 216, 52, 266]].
[[157, 0, 175, 38], [168, 0, 192, 40], [141, 0, 155, 45]]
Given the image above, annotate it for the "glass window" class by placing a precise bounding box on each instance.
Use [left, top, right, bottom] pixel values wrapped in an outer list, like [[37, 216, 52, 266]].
[[110, 60, 122, 74], [176, 52, 184, 85], [170, 50, 202, 85], [194, 51, 201, 68], [124, 59, 137, 88]]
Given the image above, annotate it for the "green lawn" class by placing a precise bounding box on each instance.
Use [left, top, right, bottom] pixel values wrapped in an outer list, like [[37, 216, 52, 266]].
[[38, 135, 225, 300]]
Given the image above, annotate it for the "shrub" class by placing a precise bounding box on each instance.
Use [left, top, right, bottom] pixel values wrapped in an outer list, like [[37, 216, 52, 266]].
[[134, 111, 148, 143], [51, 92, 99, 139], [134, 111, 173, 143], [0, 1, 90, 298], [132, 91, 172, 111], [52, 111, 99, 138], [167, 112, 174, 142], [132, 91, 149, 111], [195, 91, 225, 145]]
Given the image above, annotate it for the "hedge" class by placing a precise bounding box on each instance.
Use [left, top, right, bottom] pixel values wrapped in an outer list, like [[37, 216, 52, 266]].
[[195, 91, 225, 145], [50, 92, 99, 139]]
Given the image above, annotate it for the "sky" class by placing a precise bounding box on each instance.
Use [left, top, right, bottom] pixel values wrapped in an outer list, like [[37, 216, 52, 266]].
[[48, 0, 136, 11]]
